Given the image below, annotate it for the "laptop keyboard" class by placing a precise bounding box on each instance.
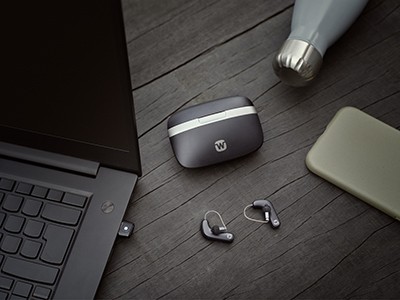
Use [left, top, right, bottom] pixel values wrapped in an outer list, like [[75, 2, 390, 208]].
[[0, 177, 88, 300]]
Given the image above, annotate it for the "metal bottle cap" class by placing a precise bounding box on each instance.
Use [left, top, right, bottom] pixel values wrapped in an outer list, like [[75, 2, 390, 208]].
[[272, 39, 323, 87]]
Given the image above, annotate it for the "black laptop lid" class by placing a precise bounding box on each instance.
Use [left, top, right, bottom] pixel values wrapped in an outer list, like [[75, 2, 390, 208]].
[[2, 0, 141, 175]]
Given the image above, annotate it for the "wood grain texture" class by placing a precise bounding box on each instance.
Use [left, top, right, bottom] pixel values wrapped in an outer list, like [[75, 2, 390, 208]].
[[97, 0, 400, 299]]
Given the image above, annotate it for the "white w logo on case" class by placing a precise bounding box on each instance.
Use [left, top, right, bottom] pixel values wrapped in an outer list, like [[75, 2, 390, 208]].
[[214, 140, 227, 152]]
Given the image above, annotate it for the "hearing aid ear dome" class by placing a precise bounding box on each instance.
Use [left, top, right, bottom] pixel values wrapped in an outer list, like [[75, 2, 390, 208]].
[[211, 225, 227, 235]]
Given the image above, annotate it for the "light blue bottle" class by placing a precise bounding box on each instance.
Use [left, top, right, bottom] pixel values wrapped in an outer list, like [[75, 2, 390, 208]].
[[273, 0, 369, 87]]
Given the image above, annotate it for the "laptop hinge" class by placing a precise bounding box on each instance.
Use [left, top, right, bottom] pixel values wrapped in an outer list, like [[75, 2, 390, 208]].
[[0, 142, 99, 176]]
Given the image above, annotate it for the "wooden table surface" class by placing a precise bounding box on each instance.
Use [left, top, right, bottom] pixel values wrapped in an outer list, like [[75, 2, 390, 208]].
[[97, 0, 400, 299]]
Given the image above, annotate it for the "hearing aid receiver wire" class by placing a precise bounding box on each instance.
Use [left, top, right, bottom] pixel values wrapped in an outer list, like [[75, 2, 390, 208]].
[[243, 204, 269, 224], [204, 210, 227, 227]]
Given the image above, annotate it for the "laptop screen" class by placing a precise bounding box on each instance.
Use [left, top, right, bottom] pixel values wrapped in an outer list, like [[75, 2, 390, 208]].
[[2, 0, 141, 175]]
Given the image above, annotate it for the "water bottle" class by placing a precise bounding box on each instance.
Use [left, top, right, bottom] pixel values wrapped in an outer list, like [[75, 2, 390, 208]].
[[273, 0, 369, 87]]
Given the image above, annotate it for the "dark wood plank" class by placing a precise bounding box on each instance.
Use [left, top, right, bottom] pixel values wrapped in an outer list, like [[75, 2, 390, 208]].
[[124, 0, 294, 88], [97, 0, 400, 299]]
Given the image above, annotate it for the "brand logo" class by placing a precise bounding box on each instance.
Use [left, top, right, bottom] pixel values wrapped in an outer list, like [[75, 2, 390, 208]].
[[214, 140, 227, 152]]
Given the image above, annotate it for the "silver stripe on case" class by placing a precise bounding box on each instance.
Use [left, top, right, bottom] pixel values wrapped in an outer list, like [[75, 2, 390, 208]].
[[168, 106, 257, 137]]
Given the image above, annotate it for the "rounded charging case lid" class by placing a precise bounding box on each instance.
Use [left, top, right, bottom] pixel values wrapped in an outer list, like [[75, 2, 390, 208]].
[[167, 96, 263, 168]]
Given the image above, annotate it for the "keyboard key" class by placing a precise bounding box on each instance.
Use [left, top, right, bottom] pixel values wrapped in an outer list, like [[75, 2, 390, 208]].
[[4, 216, 25, 233], [13, 282, 32, 298], [0, 192, 4, 203], [9, 295, 25, 300], [1, 236, 22, 254], [31, 186, 48, 199], [2, 195, 24, 212], [0, 276, 14, 290], [22, 199, 42, 217], [21, 240, 42, 259], [4, 215, 25, 233], [0, 213, 5, 227], [62, 193, 86, 208], [46, 189, 64, 202], [15, 183, 33, 195], [0, 291, 8, 300], [42, 203, 81, 226], [2, 257, 59, 285], [33, 286, 51, 300], [41, 224, 74, 265], [0, 179, 15, 191], [24, 220, 44, 238]]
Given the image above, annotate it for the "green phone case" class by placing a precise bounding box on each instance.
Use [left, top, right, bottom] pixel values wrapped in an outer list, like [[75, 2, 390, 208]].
[[306, 107, 400, 220]]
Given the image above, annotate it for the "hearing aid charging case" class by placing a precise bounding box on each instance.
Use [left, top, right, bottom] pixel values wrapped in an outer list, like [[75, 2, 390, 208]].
[[167, 96, 264, 168]]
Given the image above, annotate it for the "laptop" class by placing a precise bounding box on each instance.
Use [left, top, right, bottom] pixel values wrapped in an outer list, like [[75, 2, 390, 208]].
[[1, 0, 141, 299]]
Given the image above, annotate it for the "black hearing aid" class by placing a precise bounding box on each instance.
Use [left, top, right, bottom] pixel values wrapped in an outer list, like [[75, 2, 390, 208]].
[[201, 211, 234, 243], [244, 200, 281, 228]]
